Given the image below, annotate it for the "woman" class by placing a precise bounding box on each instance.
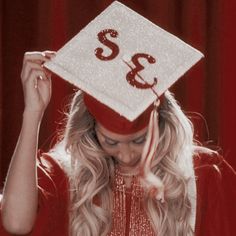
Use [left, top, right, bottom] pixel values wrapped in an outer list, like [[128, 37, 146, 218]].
[[0, 51, 236, 236]]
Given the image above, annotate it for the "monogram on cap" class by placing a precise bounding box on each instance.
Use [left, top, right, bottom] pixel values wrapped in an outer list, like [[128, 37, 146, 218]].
[[44, 1, 203, 121]]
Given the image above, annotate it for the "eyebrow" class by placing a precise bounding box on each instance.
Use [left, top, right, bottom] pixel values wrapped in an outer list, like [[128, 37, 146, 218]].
[[96, 129, 147, 143]]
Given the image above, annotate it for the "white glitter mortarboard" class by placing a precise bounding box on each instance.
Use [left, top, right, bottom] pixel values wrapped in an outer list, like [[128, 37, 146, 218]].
[[44, 1, 203, 121]]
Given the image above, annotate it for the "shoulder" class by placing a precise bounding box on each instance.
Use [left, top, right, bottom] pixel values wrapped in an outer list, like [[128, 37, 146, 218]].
[[36, 151, 69, 200], [193, 150, 236, 217], [37, 151, 67, 179], [194, 150, 223, 166], [194, 150, 236, 181], [193, 151, 236, 235], [38, 151, 65, 172], [193, 151, 225, 209]]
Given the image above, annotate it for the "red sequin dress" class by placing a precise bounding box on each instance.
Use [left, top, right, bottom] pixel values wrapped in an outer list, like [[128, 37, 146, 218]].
[[1, 153, 236, 235], [108, 168, 155, 235]]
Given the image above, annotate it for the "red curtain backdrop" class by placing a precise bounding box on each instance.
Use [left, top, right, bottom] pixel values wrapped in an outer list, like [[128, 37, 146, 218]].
[[1, 0, 236, 187]]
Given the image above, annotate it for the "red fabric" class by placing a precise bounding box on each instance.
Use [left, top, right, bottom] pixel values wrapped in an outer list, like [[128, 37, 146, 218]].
[[1, 153, 235, 235], [0, 154, 69, 236], [194, 153, 236, 235], [84, 93, 153, 134], [1, 0, 236, 189]]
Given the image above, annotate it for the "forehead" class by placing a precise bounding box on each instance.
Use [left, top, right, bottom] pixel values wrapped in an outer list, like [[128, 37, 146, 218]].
[[96, 122, 148, 141]]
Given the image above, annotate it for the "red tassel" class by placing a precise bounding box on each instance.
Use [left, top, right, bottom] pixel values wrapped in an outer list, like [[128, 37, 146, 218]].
[[140, 100, 165, 202]]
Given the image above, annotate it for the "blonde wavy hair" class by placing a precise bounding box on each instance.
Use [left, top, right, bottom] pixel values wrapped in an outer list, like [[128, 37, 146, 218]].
[[54, 90, 211, 236]]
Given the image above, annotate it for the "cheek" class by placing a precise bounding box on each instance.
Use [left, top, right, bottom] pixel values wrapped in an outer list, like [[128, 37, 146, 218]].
[[99, 142, 118, 156], [100, 144, 143, 158], [132, 145, 145, 155], [103, 148, 117, 157]]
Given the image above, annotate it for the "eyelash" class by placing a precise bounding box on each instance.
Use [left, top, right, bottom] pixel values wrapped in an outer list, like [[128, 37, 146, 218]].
[[105, 140, 118, 146], [104, 137, 146, 146], [132, 137, 146, 145]]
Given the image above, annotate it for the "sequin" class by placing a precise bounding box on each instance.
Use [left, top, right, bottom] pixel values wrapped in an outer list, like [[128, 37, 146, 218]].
[[108, 168, 155, 236]]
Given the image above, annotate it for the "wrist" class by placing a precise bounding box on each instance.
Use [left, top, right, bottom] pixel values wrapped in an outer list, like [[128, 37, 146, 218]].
[[23, 109, 44, 122]]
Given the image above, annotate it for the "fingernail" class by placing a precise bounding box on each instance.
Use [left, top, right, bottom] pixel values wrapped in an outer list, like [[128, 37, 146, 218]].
[[46, 54, 56, 59]]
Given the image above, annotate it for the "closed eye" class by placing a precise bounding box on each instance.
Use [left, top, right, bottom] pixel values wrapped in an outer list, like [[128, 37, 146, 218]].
[[105, 138, 119, 146], [132, 134, 147, 145]]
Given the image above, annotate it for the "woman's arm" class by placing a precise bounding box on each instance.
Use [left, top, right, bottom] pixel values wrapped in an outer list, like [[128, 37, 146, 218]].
[[1, 51, 55, 234]]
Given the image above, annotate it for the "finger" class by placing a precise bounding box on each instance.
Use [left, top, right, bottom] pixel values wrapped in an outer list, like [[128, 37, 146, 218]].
[[44, 50, 56, 58], [21, 62, 49, 82], [36, 74, 52, 90], [42, 66, 53, 78], [23, 51, 50, 65], [37, 74, 52, 92], [24, 69, 49, 89]]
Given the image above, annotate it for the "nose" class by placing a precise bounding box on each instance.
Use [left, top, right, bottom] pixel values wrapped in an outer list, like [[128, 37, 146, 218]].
[[117, 143, 134, 161]]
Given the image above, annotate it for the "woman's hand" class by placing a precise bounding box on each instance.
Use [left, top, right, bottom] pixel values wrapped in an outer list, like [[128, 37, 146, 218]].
[[21, 51, 56, 114], [1, 50, 56, 234]]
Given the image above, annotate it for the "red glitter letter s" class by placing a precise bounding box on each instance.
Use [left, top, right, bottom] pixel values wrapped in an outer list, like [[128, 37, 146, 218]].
[[95, 29, 119, 61]]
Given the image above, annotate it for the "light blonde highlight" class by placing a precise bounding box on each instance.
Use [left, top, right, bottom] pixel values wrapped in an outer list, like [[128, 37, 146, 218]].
[[51, 90, 213, 235]]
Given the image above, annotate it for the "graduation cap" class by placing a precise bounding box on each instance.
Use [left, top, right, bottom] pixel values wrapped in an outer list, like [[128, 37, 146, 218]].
[[44, 1, 203, 126], [44, 1, 203, 202]]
